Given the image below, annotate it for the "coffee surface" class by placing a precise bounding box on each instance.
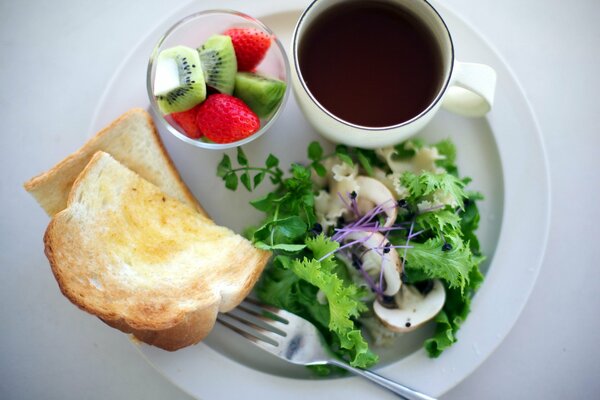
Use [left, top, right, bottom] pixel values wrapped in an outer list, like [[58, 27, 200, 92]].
[[299, 1, 443, 127]]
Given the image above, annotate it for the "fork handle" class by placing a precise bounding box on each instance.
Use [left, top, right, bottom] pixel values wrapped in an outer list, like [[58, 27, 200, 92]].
[[328, 360, 437, 400]]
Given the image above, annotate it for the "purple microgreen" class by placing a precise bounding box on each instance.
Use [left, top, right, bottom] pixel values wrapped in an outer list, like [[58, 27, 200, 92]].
[[359, 262, 381, 295], [400, 218, 415, 273], [349, 192, 360, 217], [336, 191, 352, 210], [317, 232, 376, 262], [409, 229, 425, 239], [345, 249, 381, 295], [334, 225, 408, 234], [332, 221, 379, 244]]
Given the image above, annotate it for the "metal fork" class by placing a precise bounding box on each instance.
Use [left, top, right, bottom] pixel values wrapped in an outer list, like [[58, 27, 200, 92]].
[[217, 298, 436, 400]]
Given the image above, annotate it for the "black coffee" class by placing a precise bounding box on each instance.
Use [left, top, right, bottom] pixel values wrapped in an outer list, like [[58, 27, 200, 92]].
[[298, 1, 444, 127]]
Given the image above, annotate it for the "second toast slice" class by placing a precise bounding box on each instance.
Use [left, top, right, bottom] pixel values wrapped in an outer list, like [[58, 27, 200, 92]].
[[24, 108, 207, 217]]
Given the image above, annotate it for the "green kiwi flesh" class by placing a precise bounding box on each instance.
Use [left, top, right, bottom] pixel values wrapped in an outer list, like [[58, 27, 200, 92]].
[[154, 46, 206, 114], [198, 35, 237, 95], [233, 72, 286, 118]]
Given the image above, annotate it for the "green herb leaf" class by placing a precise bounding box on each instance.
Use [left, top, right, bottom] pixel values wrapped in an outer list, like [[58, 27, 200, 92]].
[[337, 153, 353, 166], [275, 216, 308, 241], [335, 145, 354, 166], [249, 193, 274, 212], [356, 150, 374, 176], [216, 154, 232, 178], [265, 154, 279, 168], [224, 173, 238, 191], [312, 162, 327, 177], [253, 171, 266, 188], [237, 147, 248, 166], [240, 172, 252, 191], [308, 141, 324, 161], [291, 163, 311, 181]]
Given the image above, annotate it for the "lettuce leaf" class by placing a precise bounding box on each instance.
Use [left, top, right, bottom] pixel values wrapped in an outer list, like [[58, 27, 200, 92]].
[[421, 192, 485, 356], [424, 259, 484, 357], [401, 170, 467, 210], [257, 235, 378, 369], [405, 237, 474, 292], [290, 236, 377, 368]]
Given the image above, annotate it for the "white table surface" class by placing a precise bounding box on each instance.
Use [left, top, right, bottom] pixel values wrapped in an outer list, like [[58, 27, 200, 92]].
[[1, 0, 598, 399]]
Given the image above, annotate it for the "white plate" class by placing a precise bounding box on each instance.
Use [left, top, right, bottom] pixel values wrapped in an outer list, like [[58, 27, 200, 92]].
[[91, 0, 550, 398]]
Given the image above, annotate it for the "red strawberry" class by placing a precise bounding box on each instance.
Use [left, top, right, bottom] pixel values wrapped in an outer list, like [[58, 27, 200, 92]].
[[224, 28, 272, 71], [170, 104, 203, 139], [196, 94, 260, 143]]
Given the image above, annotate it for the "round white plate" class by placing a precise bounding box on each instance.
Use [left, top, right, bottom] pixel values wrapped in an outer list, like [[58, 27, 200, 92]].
[[91, 0, 550, 398]]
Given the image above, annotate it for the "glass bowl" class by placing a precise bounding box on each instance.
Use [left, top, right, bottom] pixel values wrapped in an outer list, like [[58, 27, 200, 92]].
[[147, 9, 290, 150]]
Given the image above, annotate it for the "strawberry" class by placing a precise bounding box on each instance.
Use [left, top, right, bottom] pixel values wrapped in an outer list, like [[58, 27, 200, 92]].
[[170, 104, 203, 139], [196, 94, 260, 143], [224, 28, 272, 71]]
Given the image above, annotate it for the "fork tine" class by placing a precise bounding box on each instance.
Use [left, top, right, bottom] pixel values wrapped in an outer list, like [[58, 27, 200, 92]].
[[237, 301, 289, 330], [231, 306, 287, 336], [241, 298, 289, 324], [226, 308, 286, 343], [243, 299, 305, 326], [216, 315, 280, 354]]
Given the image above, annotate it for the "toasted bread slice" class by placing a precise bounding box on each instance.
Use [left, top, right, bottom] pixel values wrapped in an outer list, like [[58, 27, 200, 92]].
[[24, 108, 207, 217], [44, 152, 270, 350]]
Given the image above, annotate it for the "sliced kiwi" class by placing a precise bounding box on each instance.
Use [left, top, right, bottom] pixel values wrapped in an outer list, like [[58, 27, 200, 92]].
[[198, 35, 237, 95], [153, 45, 206, 114], [233, 72, 287, 118]]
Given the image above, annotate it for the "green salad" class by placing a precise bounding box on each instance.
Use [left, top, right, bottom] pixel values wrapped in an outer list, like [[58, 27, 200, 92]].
[[216, 138, 484, 372]]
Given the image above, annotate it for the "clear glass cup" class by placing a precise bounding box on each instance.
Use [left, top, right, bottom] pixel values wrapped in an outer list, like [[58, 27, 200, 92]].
[[147, 9, 290, 150]]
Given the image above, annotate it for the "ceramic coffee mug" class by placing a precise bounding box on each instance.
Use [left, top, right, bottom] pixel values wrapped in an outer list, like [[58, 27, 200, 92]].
[[291, 0, 497, 148]]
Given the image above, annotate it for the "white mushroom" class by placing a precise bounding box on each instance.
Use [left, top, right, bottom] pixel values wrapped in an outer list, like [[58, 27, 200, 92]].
[[354, 176, 397, 227], [374, 279, 446, 332], [343, 231, 401, 296]]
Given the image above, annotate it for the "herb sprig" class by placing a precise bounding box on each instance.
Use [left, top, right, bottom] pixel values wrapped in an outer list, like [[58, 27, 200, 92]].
[[217, 147, 283, 191]]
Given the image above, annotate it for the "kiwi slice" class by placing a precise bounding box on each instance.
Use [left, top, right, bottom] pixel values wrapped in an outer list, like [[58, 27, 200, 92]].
[[233, 72, 287, 118], [198, 35, 237, 95], [153, 45, 206, 114]]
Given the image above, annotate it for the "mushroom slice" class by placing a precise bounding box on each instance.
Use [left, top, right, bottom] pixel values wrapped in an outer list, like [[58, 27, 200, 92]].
[[374, 279, 446, 333], [344, 231, 401, 296], [355, 176, 397, 227]]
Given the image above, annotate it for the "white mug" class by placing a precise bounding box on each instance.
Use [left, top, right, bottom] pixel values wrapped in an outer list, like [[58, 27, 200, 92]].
[[291, 0, 497, 149]]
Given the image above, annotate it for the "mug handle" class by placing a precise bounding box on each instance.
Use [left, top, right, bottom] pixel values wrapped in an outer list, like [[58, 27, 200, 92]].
[[442, 62, 497, 117]]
